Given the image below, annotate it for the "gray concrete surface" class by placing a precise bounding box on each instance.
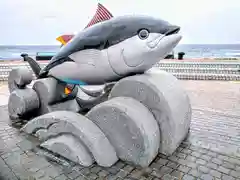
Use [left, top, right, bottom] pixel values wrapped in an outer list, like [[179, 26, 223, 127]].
[[8, 88, 40, 120], [8, 68, 33, 93], [40, 134, 94, 167], [86, 97, 160, 167], [0, 82, 9, 106], [109, 70, 192, 155], [22, 111, 118, 168], [32, 78, 80, 115], [0, 80, 240, 179]]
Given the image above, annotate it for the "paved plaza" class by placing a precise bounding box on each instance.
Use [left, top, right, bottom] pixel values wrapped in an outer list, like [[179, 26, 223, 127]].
[[0, 80, 240, 180]]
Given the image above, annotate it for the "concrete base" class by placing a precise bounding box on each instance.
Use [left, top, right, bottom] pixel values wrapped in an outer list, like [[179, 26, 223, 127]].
[[7, 69, 80, 121], [32, 78, 75, 105], [40, 134, 94, 166], [21, 111, 118, 167], [8, 68, 33, 93], [86, 97, 160, 167], [109, 69, 192, 155], [8, 88, 39, 120], [12, 69, 191, 167], [32, 78, 79, 115]]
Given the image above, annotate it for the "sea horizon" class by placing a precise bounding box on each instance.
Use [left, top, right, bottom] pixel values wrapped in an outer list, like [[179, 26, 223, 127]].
[[0, 44, 240, 60], [1, 43, 240, 46]]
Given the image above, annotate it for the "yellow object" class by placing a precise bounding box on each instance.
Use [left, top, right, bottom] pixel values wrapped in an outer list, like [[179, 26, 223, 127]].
[[64, 87, 72, 95], [56, 36, 67, 45]]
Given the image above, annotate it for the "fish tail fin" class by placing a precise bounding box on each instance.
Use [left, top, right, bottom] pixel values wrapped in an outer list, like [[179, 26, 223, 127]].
[[21, 53, 42, 78]]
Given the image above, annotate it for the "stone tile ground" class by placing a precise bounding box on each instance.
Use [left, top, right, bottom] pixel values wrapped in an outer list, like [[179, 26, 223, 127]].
[[0, 80, 240, 180], [0, 82, 8, 106]]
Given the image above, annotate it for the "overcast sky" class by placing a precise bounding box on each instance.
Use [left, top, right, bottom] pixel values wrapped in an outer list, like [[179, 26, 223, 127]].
[[0, 0, 240, 45]]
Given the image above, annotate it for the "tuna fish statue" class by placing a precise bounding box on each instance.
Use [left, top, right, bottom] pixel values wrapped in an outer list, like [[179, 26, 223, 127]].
[[7, 12, 192, 169]]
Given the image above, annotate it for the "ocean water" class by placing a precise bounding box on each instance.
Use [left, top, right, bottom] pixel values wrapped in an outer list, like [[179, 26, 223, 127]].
[[174, 44, 240, 59], [0, 45, 60, 60], [0, 44, 240, 60]]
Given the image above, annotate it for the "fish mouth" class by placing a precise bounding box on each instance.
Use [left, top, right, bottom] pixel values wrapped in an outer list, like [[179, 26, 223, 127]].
[[164, 25, 180, 36], [147, 25, 181, 49], [147, 33, 182, 60]]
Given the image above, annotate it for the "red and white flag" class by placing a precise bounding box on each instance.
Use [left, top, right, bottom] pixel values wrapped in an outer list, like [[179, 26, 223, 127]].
[[85, 3, 113, 28], [56, 3, 113, 46]]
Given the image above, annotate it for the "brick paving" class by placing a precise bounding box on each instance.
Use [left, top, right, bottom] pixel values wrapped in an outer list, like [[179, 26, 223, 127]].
[[0, 80, 240, 180]]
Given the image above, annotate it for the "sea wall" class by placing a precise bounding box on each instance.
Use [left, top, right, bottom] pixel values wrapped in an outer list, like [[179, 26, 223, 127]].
[[0, 61, 240, 81]]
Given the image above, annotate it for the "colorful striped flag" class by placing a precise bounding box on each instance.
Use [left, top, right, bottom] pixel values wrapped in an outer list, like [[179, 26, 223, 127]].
[[56, 3, 113, 46], [56, 34, 75, 46], [85, 3, 113, 28]]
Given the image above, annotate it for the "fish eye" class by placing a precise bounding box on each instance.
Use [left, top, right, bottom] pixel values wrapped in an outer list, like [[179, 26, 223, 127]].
[[138, 29, 149, 40]]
